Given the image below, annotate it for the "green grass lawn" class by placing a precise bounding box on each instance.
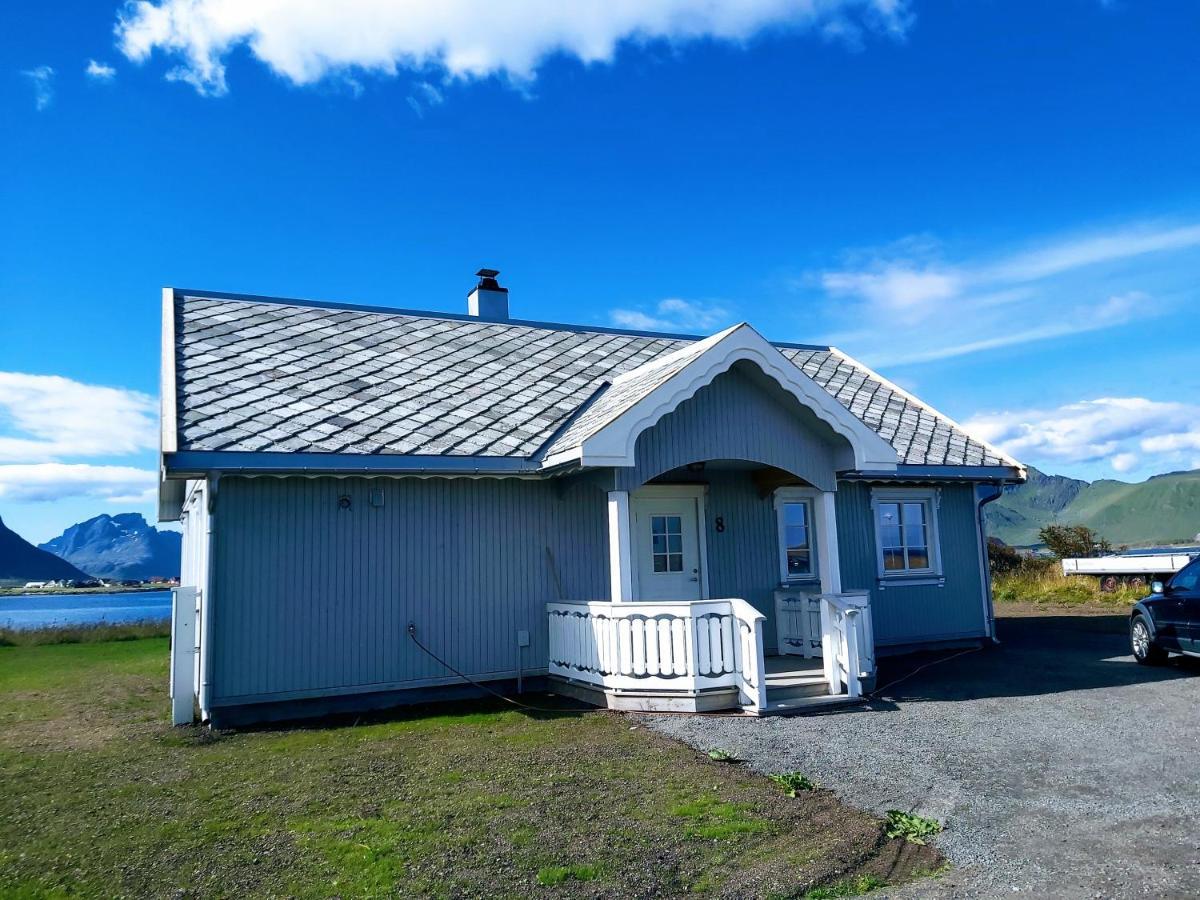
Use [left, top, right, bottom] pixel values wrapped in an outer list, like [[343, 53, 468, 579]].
[[0, 638, 939, 898]]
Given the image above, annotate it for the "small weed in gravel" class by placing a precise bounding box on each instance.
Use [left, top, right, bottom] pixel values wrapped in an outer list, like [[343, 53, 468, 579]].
[[770, 772, 817, 796], [707, 748, 740, 763], [885, 810, 943, 845]]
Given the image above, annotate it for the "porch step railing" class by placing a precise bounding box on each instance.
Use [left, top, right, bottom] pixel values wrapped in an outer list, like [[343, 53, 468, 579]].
[[818, 591, 874, 699], [775, 589, 875, 698], [547, 598, 768, 712]]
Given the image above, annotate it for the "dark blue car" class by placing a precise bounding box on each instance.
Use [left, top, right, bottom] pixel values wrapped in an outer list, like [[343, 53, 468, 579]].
[[1130, 556, 1200, 664]]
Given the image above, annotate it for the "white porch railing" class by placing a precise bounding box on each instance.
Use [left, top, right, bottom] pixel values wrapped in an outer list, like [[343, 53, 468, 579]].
[[817, 591, 874, 699], [547, 598, 768, 712]]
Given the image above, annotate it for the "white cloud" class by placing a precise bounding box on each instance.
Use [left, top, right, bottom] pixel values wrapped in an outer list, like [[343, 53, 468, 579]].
[[981, 224, 1200, 284], [963, 397, 1200, 477], [0, 372, 157, 463], [813, 219, 1198, 366], [611, 297, 732, 332], [86, 59, 117, 80], [115, 0, 912, 96], [0, 464, 157, 503], [1111, 452, 1138, 473], [21, 65, 54, 110], [407, 80, 445, 116]]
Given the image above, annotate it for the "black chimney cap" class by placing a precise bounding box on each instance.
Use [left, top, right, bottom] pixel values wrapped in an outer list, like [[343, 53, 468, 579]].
[[472, 268, 506, 294]]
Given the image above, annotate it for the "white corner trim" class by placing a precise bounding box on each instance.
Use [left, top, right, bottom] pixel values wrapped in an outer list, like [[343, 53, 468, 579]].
[[815, 491, 843, 595], [607, 491, 634, 602], [828, 345, 1026, 478], [577, 325, 899, 472], [160, 287, 179, 455]]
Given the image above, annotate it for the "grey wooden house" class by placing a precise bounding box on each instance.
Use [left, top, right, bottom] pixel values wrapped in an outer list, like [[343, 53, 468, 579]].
[[160, 272, 1024, 726]]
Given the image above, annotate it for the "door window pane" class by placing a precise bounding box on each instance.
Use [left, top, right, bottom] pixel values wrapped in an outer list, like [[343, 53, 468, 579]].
[[651, 514, 683, 575]]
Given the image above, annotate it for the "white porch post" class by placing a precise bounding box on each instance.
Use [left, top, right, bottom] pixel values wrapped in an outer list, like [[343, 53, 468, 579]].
[[607, 490, 634, 602], [815, 490, 842, 595]]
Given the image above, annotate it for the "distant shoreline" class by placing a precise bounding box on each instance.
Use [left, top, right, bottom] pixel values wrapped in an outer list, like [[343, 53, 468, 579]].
[[0, 584, 176, 597]]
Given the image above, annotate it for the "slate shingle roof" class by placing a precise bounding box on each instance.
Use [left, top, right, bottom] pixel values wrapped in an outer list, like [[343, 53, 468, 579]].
[[171, 293, 1015, 469]]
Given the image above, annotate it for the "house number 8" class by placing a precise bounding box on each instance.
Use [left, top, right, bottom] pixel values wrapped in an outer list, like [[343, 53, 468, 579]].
[[714, 516, 726, 533]]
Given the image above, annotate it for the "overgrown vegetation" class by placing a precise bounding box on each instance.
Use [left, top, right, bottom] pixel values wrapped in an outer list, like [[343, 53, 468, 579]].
[[884, 811, 943, 846], [0, 619, 170, 647], [992, 569, 1145, 607], [0, 637, 942, 897]]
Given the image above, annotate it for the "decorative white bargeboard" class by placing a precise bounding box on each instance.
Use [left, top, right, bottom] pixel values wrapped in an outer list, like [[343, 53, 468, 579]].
[[547, 598, 768, 711]]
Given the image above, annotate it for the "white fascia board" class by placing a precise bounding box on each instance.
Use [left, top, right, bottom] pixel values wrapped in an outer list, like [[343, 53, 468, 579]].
[[159, 287, 183, 522], [160, 287, 179, 455], [828, 346, 1027, 479], [575, 324, 899, 471]]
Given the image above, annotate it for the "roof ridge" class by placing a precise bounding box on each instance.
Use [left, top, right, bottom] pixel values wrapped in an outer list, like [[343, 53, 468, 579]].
[[174, 288, 832, 350]]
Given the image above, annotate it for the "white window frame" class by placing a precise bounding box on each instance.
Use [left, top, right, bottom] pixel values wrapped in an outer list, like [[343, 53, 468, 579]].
[[870, 487, 943, 581], [773, 487, 820, 585]]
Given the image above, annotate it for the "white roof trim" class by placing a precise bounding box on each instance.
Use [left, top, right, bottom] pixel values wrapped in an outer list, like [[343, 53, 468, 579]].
[[158, 287, 183, 521], [827, 345, 1026, 478], [160, 286, 179, 455], [543, 323, 899, 471]]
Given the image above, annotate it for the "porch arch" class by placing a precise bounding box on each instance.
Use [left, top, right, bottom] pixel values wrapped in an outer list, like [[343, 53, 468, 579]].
[[613, 362, 852, 493]]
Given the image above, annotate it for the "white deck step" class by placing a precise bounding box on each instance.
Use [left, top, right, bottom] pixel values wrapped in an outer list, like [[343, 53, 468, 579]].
[[759, 693, 860, 716]]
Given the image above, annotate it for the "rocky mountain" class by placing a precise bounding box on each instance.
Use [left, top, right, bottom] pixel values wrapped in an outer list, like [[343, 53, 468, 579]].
[[0, 516, 91, 584], [39, 513, 182, 581], [986, 466, 1200, 548]]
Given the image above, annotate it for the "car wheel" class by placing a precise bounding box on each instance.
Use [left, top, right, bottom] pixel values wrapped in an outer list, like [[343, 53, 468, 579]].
[[1131, 615, 1167, 666]]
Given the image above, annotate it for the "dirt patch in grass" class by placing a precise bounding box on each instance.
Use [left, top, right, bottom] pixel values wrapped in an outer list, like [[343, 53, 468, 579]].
[[0, 639, 941, 898]]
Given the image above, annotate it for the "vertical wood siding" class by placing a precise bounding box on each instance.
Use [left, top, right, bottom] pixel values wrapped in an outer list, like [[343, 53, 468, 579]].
[[835, 481, 986, 646], [210, 475, 608, 705], [616, 364, 846, 492], [703, 471, 786, 652]]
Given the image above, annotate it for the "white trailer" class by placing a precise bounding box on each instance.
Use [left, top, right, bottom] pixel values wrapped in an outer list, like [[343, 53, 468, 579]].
[[1061, 554, 1196, 591]]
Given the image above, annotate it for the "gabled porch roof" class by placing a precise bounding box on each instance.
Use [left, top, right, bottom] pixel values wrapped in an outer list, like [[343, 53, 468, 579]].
[[537, 322, 899, 472]]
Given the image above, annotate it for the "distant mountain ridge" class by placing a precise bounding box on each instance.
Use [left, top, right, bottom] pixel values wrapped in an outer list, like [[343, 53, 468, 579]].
[[39, 513, 181, 581], [0, 517, 91, 584], [986, 466, 1200, 547]]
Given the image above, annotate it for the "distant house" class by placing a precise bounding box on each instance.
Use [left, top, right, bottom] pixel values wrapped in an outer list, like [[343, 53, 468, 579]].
[[159, 274, 1025, 727]]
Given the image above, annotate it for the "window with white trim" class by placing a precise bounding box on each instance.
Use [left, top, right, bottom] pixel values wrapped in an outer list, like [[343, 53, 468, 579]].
[[774, 490, 818, 582], [872, 489, 941, 578]]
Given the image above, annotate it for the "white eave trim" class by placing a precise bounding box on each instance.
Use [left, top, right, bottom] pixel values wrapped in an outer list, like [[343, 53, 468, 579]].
[[551, 324, 899, 472]]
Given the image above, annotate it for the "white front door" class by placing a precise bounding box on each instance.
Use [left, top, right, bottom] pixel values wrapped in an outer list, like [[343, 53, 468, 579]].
[[631, 492, 705, 601]]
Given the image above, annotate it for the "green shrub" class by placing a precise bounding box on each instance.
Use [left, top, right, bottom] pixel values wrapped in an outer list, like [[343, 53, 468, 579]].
[[884, 810, 942, 845], [769, 772, 817, 796]]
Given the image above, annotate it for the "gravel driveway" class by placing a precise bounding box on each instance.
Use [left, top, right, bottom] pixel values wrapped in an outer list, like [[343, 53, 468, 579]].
[[647, 613, 1200, 898]]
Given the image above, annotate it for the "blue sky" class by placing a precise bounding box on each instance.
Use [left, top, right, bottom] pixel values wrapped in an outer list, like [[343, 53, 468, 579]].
[[2, 0, 1200, 543]]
